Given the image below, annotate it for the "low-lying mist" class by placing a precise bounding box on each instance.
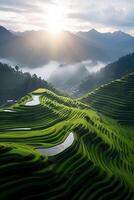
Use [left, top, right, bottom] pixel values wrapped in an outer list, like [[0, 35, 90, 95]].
[[82, 60, 106, 73], [0, 58, 107, 81], [23, 60, 106, 81]]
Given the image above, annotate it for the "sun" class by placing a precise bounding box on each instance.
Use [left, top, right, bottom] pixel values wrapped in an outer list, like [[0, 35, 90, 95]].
[[45, 5, 67, 34]]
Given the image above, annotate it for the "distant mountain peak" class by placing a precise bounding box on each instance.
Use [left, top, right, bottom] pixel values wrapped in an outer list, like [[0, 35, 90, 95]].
[[112, 30, 133, 38], [78, 29, 133, 38], [0, 25, 13, 36], [113, 30, 125, 35], [89, 28, 99, 34], [77, 29, 99, 35], [89, 28, 98, 33], [0, 25, 9, 32]]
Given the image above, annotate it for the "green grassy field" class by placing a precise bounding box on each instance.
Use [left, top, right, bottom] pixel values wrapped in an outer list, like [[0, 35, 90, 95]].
[[0, 88, 134, 200]]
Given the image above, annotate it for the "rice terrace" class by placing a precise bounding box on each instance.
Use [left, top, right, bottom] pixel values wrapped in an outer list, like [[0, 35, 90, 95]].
[[0, 85, 134, 199]]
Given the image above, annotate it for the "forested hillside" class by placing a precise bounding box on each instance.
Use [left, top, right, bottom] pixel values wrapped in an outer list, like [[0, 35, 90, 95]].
[[0, 63, 55, 105], [76, 52, 134, 96]]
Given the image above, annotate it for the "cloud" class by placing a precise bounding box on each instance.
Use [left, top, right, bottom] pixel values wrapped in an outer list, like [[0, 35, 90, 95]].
[[22, 61, 59, 80], [0, 0, 54, 30], [0, 0, 134, 33], [0, 57, 106, 81], [68, 0, 134, 32]]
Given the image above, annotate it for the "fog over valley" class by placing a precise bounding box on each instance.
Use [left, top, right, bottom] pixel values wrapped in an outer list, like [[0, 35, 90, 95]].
[[0, 57, 107, 81]]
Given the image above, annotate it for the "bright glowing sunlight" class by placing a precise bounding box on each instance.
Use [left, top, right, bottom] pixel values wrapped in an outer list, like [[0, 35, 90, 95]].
[[45, 5, 67, 34]]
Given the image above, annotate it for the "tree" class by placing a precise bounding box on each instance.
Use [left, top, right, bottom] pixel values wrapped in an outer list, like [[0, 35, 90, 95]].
[[15, 65, 19, 72]]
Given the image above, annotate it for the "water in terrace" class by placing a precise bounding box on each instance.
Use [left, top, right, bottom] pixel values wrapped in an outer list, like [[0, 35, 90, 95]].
[[3, 110, 16, 112], [37, 132, 74, 156], [4, 94, 74, 156], [8, 128, 32, 131], [25, 95, 41, 106]]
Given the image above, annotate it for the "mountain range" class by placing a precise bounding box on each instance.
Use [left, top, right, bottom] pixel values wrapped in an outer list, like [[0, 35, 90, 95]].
[[77, 29, 134, 61], [1, 26, 134, 68], [2, 25, 134, 98], [0, 26, 105, 67]]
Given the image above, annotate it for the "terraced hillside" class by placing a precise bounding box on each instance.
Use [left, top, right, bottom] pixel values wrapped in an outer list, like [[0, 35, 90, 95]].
[[81, 72, 134, 125], [0, 88, 134, 200]]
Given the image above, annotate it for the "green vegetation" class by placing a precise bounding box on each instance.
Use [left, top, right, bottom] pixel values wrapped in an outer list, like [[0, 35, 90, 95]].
[[0, 62, 56, 105], [75, 52, 134, 97], [81, 72, 134, 125], [0, 88, 133, 199]]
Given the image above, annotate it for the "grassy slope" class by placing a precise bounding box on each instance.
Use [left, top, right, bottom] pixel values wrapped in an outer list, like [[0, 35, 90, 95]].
[[0, 88, 134, 200], [81, 72, 134, 126]]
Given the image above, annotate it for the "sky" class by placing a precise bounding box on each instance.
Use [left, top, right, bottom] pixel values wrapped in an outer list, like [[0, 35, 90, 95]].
[[0, 0, 134, 33]]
